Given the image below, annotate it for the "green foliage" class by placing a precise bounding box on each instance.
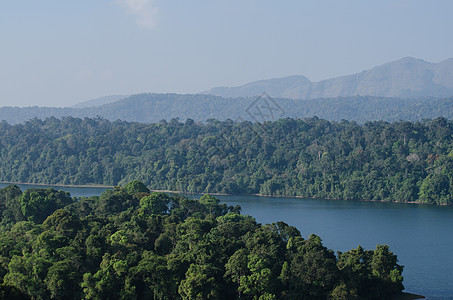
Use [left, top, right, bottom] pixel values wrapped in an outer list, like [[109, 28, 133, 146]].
[[336, 244, 404, 299], [128, 251, 169, 299], [19, 189, 74, 224], [140, 193, 170, 215], [124, 180, 150, 194], [418, 156, 453, 205], [44, 260, 79, 299], [42, 209, 79, 234], [178, 263, 220, 299], [0, 185, 24, 228], [0, 182, 405, 299], [0, 284, 29, 300]]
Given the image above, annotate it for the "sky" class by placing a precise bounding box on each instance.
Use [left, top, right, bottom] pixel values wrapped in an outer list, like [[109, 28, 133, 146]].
[[0, 0, 452, 107]]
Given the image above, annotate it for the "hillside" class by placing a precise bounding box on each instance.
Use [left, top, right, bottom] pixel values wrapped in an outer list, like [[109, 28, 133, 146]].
[[204, 57, 453, 99], [2, 93, 453, 125], [1, 117, 452, 205], [71, 95, 128, 108]]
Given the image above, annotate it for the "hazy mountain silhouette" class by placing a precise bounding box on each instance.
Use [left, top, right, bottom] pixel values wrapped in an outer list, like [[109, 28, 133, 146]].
[[2, 57, 453, 125], [71, 95, 128, 108], [204, 57, 453, 99], [2, 93, 453, 125]]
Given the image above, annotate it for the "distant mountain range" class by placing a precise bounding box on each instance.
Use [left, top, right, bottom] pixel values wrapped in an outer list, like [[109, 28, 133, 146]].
[[71, 95, 128, 108], [1, 93, 453, 125], [203, 57, 453, 99], [1, 57, 453, 125]]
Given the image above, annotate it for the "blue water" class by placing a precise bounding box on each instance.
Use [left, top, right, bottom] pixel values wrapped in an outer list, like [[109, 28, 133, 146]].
[[0, 183, 112, 198], [1, 183, 452, 298]]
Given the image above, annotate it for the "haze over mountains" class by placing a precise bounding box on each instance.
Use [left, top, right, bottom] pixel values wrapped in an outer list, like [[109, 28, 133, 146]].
[[204, 57, 453, 99], [2, 93, 453, 125], [1, 57, 453, 125], [71, 95, 128, 108]]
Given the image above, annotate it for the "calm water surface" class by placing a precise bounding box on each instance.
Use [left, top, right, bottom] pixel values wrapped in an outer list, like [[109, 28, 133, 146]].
[[1, 183, 452, 298], [0, 183, 112, 198], [215, 195, 453, 299]]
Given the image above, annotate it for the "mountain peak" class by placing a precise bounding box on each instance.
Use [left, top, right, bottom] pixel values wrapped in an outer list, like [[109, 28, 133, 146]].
[[399, 56, 424, 62], [390, 56, 429, 66]]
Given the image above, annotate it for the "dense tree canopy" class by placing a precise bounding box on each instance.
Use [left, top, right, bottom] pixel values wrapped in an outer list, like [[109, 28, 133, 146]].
[[0, 183, 404, 299], [0, 116, 452, 205]]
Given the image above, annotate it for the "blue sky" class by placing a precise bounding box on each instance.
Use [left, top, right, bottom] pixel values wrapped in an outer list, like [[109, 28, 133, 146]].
[[0, 0, 452, 107]]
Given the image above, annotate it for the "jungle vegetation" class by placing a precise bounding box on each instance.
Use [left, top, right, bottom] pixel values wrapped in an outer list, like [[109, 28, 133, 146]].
[[0, 182, 404, 299], [0, 116, 452, 205]]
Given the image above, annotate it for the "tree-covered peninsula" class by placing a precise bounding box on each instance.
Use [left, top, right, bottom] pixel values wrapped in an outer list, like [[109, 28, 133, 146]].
[[0, 116, 452, 205], [0, 182, 404, 299]]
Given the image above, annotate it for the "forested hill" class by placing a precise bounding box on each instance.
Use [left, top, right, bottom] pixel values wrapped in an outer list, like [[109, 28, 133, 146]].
[[0, 182, 404, 299], [1, 117, 452, 205], [2, 93, 453, 124]]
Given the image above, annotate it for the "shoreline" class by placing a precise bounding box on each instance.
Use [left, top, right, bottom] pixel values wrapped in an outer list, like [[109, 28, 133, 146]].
[[252, 193, 442, 206], [0, 181, 114, 189], [149, 189, 231, 196], [0, 181, 446, 206], [148, 189, 442, 206]]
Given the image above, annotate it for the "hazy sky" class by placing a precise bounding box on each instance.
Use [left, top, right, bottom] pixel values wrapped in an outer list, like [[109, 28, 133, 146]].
[[1, 0, 452, 107]]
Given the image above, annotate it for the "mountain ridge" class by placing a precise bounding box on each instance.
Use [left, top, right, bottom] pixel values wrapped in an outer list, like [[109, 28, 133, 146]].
[[2, 93, 453, 125], [203, 57, 453, 99], [71, 95, 128, 108]]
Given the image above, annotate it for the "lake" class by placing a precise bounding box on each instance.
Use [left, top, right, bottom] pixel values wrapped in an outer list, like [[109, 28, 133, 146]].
[[1, 183, 452, 299]]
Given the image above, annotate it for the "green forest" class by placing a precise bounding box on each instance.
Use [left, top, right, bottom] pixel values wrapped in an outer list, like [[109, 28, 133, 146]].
[[1, 116, 453, 205], [0, 182, 404, 299]]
